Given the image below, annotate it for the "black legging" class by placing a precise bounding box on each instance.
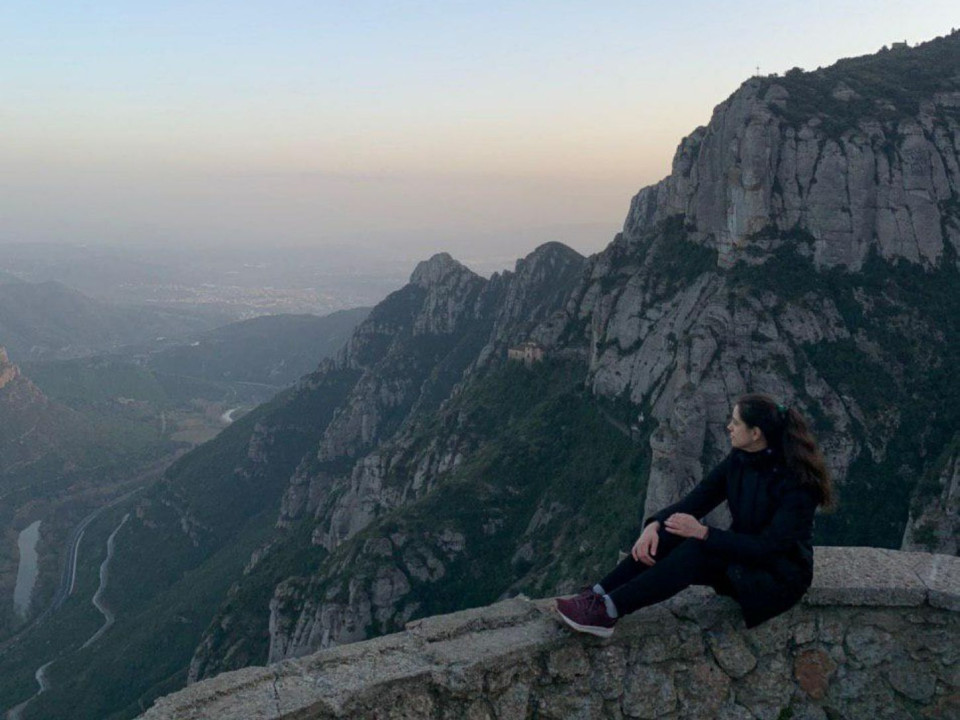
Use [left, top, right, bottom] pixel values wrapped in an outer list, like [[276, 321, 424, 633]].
[[599, 527, 736, 616]]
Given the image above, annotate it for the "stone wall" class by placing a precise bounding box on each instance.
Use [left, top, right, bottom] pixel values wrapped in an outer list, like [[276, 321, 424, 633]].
[[139, 547, 959, 720]]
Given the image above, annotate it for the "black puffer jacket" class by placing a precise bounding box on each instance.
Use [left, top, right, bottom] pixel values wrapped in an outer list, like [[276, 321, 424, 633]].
[[647, 447, 820, 627]]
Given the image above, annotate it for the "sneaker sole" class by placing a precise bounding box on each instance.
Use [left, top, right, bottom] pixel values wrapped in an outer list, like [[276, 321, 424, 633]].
[[555, 607, 615, 638]]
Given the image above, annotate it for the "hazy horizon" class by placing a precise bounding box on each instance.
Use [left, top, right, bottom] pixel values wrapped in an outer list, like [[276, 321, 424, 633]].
[[3, 1, 958, 266]]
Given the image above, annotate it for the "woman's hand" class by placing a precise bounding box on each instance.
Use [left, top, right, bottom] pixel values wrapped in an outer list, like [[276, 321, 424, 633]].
[[664, 513, 708, 540], [631, 521, 660, 566]]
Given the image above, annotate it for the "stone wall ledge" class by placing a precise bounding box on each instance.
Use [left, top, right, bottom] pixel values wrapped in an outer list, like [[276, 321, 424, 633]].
[[139, 547, 960, 720]]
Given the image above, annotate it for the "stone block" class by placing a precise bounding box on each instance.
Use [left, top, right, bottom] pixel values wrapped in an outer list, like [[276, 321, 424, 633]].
[[534, 691, 602, 720], [844, 625, 895, 668], [745, 613, 794, 655], [830, 667, 871, 700], [733, 656, 792, 720], [546, 645, 590, 681], [793, 620, 818, 645], [818, 614, 846, 644], [892, 551, 960, 611], [807, 547, 926, 607], [492, 683, 530, 720], [792, 703, 828, 720], [635, 631, 686, 663], [675, 659, 731, 717], [462, 698, 494, 720], [666, 586, 741, 628], [621, 665, 677, 718], [920, 693, 960, 719], [885, 657, 937, 702], [794, 647, 837, 699], [715, 704, 756, 720], [589, 646, 627, 700], [706, 623, 757, 678]]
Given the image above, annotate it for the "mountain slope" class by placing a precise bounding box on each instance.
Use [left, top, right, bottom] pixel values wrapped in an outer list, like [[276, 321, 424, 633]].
[[0, 280, 228, 361], [123, 308, 371, 387], [196, 31, 959, 675], [0, 348, 168, 640], [13, 30, 960, 720]]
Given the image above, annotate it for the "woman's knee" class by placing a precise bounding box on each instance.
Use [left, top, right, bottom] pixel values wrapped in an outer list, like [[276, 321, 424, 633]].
[[658, 537, 708, 564]]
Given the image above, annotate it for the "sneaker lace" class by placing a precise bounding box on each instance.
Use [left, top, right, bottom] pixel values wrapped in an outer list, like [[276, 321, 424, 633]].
[[577, 590, 605, 614]]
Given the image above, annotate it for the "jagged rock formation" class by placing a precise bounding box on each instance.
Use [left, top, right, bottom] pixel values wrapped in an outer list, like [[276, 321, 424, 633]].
[[183, 32, 960, 683], [0, 346, 73, 476], [625, 60, 960, 270], [565, 33, 960, 538], [140, 548, 960, 720], [0, 347, 20, 390], [25, 33, 960, 720], [188, 242, 590, 680]]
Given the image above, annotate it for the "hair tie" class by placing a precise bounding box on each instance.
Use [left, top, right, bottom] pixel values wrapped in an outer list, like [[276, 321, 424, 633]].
[[777, 404, 788, 417]]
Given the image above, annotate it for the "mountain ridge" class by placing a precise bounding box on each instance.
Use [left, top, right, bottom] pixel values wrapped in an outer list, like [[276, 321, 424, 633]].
[[11, 30, 960, 720], [187, 29, 960, 682]]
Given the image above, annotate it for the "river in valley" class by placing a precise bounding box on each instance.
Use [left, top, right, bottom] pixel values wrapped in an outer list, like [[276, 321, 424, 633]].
[[13, 521, 41, 620]]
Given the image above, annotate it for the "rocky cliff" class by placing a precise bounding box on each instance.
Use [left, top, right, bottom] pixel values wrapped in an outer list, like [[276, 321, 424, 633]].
[[187, 242, 591, 680], [0, 346, 85, 478], [0, 347, 20, 390], [24, 32, 960, 720], [570, 34, 960, 538], [625, 40, 960, 271], [184, 32, 960, 682]]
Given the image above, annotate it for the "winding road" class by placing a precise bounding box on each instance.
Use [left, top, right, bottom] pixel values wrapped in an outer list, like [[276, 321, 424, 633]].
[[82, 513, 130, 649], [1, 452, 181, 719]]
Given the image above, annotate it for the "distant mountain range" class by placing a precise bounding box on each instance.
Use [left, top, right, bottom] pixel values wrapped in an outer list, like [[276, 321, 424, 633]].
[[0, 280, 231, 362], [20, 307, 370, 409], [4, 29, 960, 720], [123, 308, 371, 387]]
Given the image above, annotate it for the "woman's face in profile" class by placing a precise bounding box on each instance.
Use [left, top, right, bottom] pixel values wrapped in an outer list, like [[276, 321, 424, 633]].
[[726, 404, 763, 450]]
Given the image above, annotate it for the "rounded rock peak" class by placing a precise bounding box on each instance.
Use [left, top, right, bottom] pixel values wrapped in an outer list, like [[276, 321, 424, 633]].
[[409, 253, 476, 288], [516, 242, 584, 269]]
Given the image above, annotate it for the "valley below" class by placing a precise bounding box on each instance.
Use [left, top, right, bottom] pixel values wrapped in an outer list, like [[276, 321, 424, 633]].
[[0, 295, 370, 719]]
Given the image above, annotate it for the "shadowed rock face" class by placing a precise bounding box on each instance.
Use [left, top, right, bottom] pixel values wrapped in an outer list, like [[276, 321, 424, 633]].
[[140, 548, 960, 720]]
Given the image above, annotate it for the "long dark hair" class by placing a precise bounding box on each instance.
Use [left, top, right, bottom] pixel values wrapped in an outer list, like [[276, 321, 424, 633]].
[[736, 393, 835, 510]]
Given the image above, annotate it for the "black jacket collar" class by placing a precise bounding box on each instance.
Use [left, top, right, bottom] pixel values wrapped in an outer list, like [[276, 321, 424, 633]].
[[732, 446, 782, 470]]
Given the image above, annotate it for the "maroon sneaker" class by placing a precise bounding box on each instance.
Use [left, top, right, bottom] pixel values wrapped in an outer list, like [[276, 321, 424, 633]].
[[555, 591, 617, 638]]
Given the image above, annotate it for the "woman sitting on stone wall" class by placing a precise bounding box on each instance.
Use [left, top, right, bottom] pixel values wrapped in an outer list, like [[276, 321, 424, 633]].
[[556, 393, 834, 636]]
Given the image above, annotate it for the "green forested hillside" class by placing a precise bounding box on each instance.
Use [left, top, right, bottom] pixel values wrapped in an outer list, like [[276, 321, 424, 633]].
[[7, 366, 360, 720]]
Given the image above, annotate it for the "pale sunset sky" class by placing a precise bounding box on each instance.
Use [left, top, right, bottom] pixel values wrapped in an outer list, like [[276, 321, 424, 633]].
[[2, 1, 958, 267]]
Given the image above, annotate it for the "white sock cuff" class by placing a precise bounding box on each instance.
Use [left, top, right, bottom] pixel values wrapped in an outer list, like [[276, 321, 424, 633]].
[[603, 594, 618, 619]]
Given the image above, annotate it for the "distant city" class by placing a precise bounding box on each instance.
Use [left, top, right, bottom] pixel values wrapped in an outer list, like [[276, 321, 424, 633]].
[[0, 241, 412, 318]]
